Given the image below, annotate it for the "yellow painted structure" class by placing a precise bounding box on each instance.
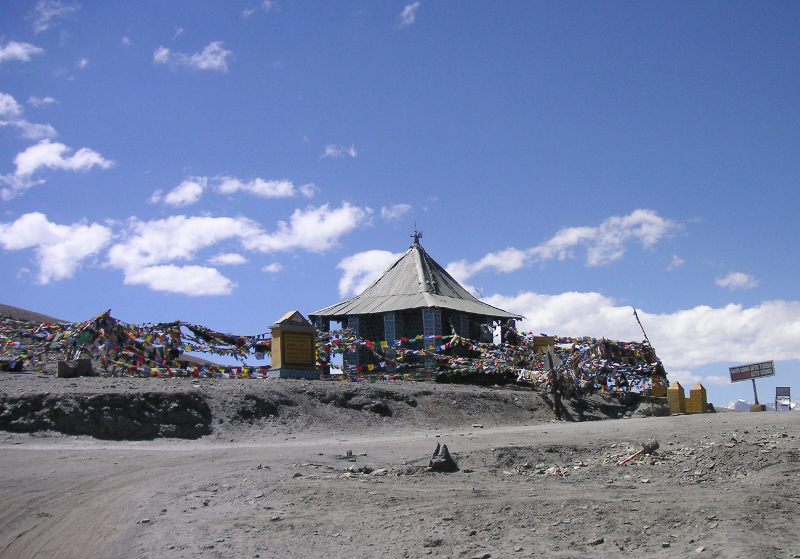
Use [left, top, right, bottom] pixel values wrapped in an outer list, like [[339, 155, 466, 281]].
[[686, 383, 708, 414], [667, 381, 686, 414], [667, 382, 710, 414], [532, 336, 556, 354], [269, 310, 319, 379]]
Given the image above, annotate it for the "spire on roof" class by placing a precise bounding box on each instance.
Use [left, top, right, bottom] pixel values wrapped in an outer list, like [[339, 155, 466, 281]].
[[410, 225, 423, 246]]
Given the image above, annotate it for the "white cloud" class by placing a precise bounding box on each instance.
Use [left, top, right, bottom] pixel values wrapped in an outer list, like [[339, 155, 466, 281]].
[[262, 262, 283, 273], [216, 176, 315, 199], [484, 290, 800, 371], [243, 0, 275, 17], [400, 1, 421, 27], [12, 121, 58, 141], [124, 265, 236, 296], [668, 254, 685, 271], [152, 175, 317, 204], [76, 57, 89, 69], [12, 139, 111, 176], [321, 144, 357, 159], [381, 203, 412, 221], [0, 212, 112, 283], [716, 272, 758, 291], [208, 252, 248, 266], [106, 205, 371, 295], [0, 41, 45, 63], [0, 92, 57, 141], [0, 93, 23, 119], [107, 215, 264, 272], [31, 0, 80, 34], [336, 249, 403, 297], [153, 46, 170, 64], [447, 209, 678, 283], [242, 203, 373, 253], [153, 41, 233, 72], [149, 177, 206, 207], [173, 27, 184, 40], [299, 183, 318, 198], [27, 96, 58, 108], [1, 140, 112, 199], [121, 36, 131, 46]]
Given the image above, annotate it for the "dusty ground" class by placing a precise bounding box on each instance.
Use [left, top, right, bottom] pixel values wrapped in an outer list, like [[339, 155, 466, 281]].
[[1, 373, 799, 559]]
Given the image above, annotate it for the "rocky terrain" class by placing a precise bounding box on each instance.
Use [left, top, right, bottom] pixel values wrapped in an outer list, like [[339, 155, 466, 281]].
[[1, 372, 798, 559]]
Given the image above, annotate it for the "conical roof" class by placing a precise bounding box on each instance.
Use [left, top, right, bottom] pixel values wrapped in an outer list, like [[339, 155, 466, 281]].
[[310, 241, 521, 320]]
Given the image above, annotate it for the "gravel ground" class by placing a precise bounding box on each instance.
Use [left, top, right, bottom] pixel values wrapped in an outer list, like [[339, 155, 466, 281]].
[[1, 373, 798, 559]]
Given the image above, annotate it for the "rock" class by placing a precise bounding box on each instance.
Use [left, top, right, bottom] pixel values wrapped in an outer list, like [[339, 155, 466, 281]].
[[429, 443, 459, 473], [588, 537, 605, 545], [642, 440, 659, 454], [422, 537, 443, 548], [696, 546, 706, 553]]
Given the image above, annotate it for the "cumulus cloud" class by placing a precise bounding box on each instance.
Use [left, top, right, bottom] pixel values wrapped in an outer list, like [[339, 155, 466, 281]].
[[0, 93, 22, 119], [0, 92, 58, 142], [1, 139, 112, 200], [153, 41, 233, 72], [447, 209, 678, 283], [262, 262, 283, 273], [242, 203, 373, 253], [483, 290, 800, 372], [400, 1, 421, 27], [31, 0, 80, 34], [716, 272, 758, 291], [208, 252, 248, 266], [0, 212, 112, 283], [149, 177, 207, 207], [124, 265, 236, 296], [150, 175, 317, 205], [76, 57, 89, 70], [107, 205, 370, 295], [321, 144, 357, 159], [0, 41, 45, 63], [107, 215, 263, 272], [337, 250, 403, 297], [381, 203, 412, 221], [27, 96, 58, 108], [216, 176, 315, 199]]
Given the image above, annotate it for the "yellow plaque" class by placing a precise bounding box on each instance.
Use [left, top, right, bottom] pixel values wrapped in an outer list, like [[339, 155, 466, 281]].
[[281, 332, 314, 367]]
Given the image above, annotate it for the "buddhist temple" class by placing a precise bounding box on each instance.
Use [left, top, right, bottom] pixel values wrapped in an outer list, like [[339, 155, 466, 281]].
[[310, 232, 521, 369]]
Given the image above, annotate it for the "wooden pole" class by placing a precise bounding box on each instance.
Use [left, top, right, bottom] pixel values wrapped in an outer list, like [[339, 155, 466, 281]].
[[751, 378, 759, 405]]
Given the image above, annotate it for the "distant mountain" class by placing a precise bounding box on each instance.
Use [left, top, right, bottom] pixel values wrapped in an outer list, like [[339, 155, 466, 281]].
[[0, 303, 68, 323], [726, 399, 797, 411]]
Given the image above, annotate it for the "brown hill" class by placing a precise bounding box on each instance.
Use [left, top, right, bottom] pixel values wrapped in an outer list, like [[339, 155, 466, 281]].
[[0, 303, 68, 323]]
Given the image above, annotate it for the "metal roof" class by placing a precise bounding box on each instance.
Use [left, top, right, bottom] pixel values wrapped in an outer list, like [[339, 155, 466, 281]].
[[310, 242, 522, 320]]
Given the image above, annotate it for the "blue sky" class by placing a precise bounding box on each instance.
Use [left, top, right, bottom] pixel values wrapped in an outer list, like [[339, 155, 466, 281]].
[[1, 1, 799, 405]]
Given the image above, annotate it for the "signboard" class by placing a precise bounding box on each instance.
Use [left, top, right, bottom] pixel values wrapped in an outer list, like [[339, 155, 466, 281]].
[[729, 361, 775, 383], [281, 332, 314, 367], [776, 386, 791, 398]]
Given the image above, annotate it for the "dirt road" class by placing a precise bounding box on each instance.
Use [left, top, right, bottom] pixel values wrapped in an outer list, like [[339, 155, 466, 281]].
[[2, 407, 799, 559]]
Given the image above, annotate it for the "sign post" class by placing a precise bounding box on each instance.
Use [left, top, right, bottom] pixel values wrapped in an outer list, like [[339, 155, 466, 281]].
[[776, 387, 791, 412], [729, 361, 775, 412]]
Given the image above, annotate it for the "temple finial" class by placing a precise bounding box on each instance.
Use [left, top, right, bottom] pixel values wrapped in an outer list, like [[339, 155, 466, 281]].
[[411, 224, 423, 246]]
